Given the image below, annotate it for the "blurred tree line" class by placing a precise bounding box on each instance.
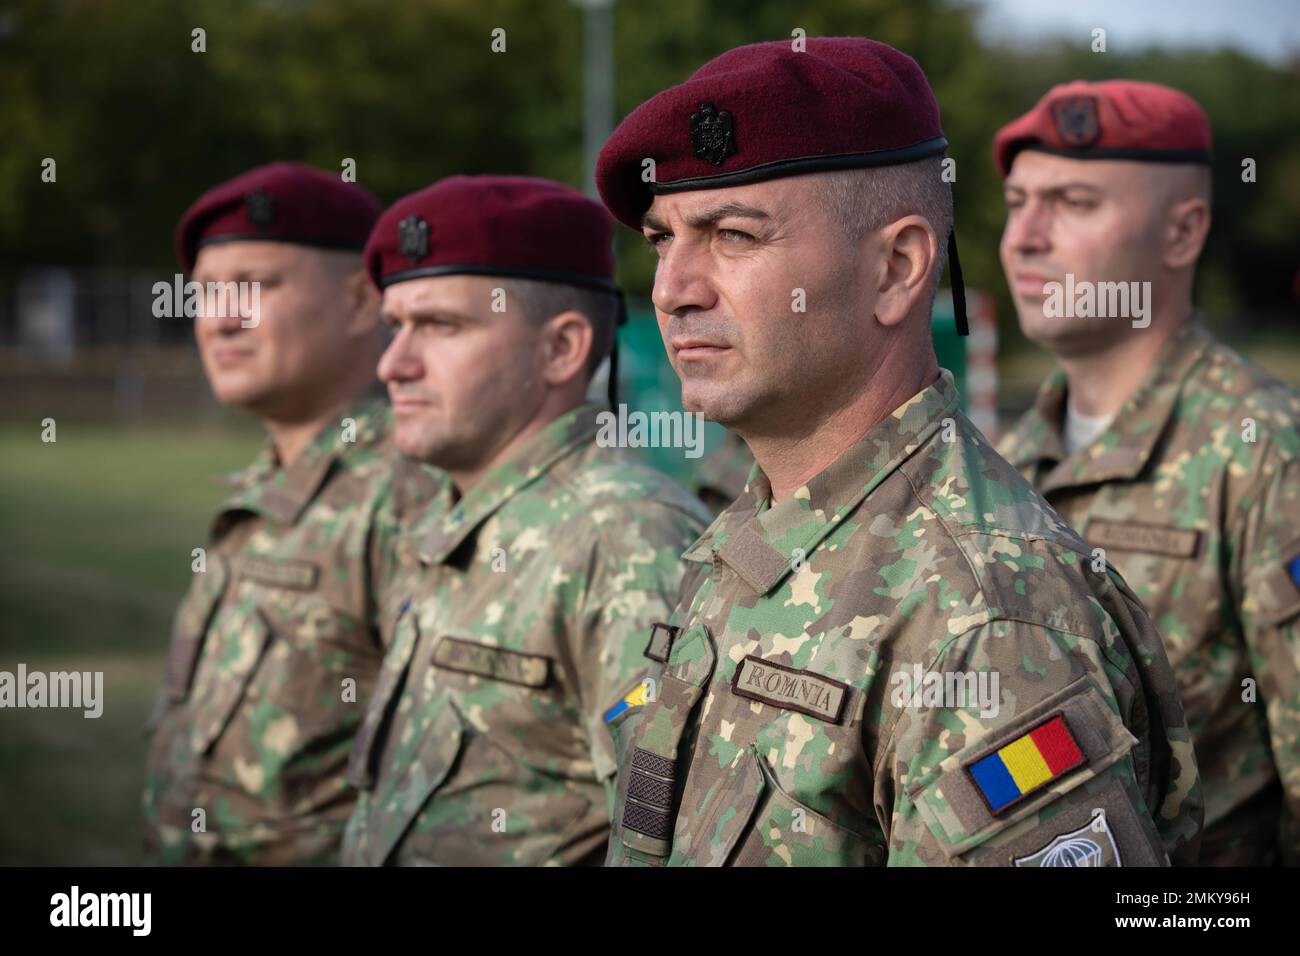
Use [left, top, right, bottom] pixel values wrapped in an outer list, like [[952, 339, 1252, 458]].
[[0, 0, 1296, 345]]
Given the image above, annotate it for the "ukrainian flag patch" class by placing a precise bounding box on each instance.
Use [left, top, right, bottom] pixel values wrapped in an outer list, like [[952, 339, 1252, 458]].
[[966, 713, 1085, 815], [603, 682, 649, 724]]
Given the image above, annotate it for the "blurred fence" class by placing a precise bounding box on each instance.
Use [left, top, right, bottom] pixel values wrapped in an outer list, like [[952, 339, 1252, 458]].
[[0, 268, 231, 423]]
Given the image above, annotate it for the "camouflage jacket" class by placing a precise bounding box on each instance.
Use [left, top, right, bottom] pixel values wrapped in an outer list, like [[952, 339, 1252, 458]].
[[606, 370, 1202, 867], [998, 321, 1300, 865], [143, 397, 443, 865], [341, 403, 711, 866]]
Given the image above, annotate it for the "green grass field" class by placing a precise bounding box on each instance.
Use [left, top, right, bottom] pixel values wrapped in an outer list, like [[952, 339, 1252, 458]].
[[0, 423, 261, 865]]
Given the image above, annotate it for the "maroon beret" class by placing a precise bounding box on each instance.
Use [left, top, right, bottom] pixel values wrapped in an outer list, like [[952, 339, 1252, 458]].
[[595, 37, 947, 232], [595, 36, 968, 335], [175, 162, 381, 270], [994, 80, 1212, 177], [365, 175, 617, 295]]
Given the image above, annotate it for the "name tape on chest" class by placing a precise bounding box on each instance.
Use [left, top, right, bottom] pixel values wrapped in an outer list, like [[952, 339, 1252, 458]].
[[239, 556, 319, 591], [731, 655, 849, 724], [1085, 519, 1200, 558], [431, 637, 551, 689]]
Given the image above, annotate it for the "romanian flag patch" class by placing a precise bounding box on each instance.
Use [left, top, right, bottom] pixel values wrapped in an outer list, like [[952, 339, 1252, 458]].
[[966, 713, 1085, 815], [603, 682, 650, 724]]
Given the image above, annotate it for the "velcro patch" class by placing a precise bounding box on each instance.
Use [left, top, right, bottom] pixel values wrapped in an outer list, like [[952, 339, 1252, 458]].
[[240, 556, 319, 590], [431, 637, 550, 689], [644, 622, 680, 663], [1288, 555, 1300, 592], [966, 713, 1085, 815], [731, 655, 848, 724], [1013, 808, 1122, 867], [1085, 519, 1200, 558], [622, 747, 676, 840]]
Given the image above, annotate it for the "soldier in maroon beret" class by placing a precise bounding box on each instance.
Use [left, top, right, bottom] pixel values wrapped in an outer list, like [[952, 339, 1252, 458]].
[[994, 80, 1300, 866], [340, 175, 710, 866], [144, 162, 442, 865], [594, 39, 1201, 867]]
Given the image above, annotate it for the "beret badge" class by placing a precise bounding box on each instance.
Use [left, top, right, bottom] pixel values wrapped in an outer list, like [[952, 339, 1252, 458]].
[[1050, 95, 1101, 148], [398, 214, 430, 264], [690, 101, 737, 167], [245, 189, 276, 226]]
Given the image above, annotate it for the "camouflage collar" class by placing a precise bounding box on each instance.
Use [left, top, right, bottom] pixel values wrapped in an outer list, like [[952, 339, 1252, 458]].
[[1008, 322, 1213, 495], [216, 393, 392, 527], [418, 403, 603, 565], [686, 370, 961, 596]]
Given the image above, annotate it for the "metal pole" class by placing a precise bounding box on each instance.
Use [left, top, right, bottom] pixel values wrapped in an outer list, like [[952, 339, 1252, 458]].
[[577, 0, 615, 197]]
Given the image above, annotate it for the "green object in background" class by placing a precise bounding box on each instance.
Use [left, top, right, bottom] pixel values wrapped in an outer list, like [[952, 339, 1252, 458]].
[[615, 300, 968, 485]]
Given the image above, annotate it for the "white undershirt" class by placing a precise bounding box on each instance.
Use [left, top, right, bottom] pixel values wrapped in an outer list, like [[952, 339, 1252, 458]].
[[1064, 397, 1115, 456]]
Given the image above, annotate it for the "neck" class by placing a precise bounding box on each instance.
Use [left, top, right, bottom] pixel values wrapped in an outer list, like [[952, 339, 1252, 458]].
[[746, 358, 939, 504], [1058, 299, 1192, 417], [266, 401, 349, 467], [449, 392, 585, 494]]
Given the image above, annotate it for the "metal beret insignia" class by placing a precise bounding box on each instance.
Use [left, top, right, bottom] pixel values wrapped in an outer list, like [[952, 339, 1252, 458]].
[[245, 189, 276, 226], [690, 101, 737, 167], [1051, 95, 1101, 148], [397, 214, 430, 264]]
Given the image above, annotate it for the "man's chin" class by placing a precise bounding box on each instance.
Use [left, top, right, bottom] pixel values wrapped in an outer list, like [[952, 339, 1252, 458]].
[[680, 382, 747, 427], [208, 377, 269, 412], [1020, 312, 1123, 358], [393, 426, 446, 464]]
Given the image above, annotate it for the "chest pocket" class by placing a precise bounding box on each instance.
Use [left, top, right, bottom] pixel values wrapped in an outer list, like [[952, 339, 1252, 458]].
[[348, 601, 421, 792], [163, 556, 230, 702], [186, 601, 272, 756], [367, 697, 464, 867], [674, 744, 882, 866], [425, 632, 567, 768], [347, 607, 466, 865]]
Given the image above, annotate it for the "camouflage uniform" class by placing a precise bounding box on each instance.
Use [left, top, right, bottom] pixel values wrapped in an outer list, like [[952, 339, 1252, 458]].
[[998, 321, 1300, 865], [143, 397, 442, 864], [605, 370, 1202, 866], [342, 403, 711, 865]]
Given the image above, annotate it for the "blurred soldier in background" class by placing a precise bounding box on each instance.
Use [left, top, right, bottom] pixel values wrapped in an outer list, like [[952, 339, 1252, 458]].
[[143, 162, 441, 864], [996, 80, 1300, 865]]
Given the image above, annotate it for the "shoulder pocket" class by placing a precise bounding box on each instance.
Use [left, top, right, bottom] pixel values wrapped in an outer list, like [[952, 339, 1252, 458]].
[[163, 556, 230, 701], [1248, 541, 1300, 626], [907, 677, 1143, 862], [186, 603, 272, 756]]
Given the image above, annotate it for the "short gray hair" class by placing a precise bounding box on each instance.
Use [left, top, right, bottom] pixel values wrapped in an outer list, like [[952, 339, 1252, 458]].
[[501, 276, 620, 379], [816, 156, 953, 307]]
